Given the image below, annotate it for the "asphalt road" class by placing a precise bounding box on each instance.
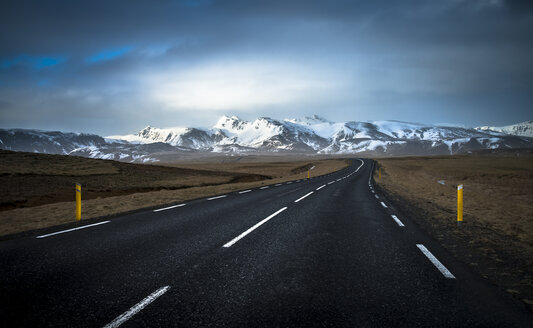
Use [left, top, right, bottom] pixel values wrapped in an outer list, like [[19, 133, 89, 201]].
[[0, 159, 531, 327]]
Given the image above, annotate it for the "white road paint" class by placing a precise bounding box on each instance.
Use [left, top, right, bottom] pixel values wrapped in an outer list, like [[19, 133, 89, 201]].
[[336, 179, 342, 182], [391, 215, 405, 227], [286, 182, 293, 184], [328, 181, 335, 185], [416, 244, 456, 279], [260, 186, 269, 189], [316, 185, 326, 190], [275, 184, 283, 186], [153, 203, 186, 212], [238, 190, 252, 194], [207, 195, 227, 201], [355, 159, 364, 172], [36, 221, 110, 239], [103, 286, 170, 328], [294, 191, 314, 203], [310, 165, 315, 170], [380, 202, 388, 208], [375, 195, 379, 199], [223, 207, 288, 248]]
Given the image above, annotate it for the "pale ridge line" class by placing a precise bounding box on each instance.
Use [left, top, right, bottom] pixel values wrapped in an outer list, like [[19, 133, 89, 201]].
[[391, 215, 405, 227], [316, 185, 326, 190], [103, 286, 170, 328], [238, 190, 252, 194], [223, 207, 288, 248], [380, 202, 388, 208], [36, 221, 110, 239], [294, 191, 314, 203], [207, 195, 227, 200], [416, 244, 456, 279], [153, 204, 186, 212]]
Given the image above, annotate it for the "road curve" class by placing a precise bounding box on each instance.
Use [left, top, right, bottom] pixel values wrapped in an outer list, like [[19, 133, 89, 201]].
[[0, 159, 531, 327]]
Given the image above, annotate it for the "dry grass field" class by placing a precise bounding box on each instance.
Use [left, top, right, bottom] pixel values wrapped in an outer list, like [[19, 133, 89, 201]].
[[375, 149, 533, 310], [0, 150, 348, 237]]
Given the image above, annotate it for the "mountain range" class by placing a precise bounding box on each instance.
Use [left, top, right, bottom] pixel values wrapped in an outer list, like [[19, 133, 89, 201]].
[[1, 116, 532, 162]]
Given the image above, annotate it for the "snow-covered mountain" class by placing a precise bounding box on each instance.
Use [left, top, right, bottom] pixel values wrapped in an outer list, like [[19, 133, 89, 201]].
[[110, 115, 533, 156], [475, 121, 533, 138], [0, 129, 192, 162], [1, 116, 532, 162]]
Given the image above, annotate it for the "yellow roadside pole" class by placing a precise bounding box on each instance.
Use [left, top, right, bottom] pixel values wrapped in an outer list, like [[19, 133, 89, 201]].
[[307, 170, 310, 179], [457, 184, 463, 226], [76, 183, 82, 221]]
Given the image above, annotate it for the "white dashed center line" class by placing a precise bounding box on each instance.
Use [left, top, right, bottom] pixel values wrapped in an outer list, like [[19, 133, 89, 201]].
[[294, 191, 314, 203], [223, 207, 288, 248], [103, 286, 170, 328], [316, 185, 326, 190], [238, 190, 252, 194], [380, 202, 388, 208], [260, 186, 269, 189]]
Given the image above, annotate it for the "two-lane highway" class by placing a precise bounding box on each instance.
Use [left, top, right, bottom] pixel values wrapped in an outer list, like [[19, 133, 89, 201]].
[[0, 159, 531, 327]]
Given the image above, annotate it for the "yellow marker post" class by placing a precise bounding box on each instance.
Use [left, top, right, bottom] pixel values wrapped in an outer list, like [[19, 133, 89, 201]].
[[307, 170, 310, 179], [457, 184, 463, 226], [76, 183, 82, 221]]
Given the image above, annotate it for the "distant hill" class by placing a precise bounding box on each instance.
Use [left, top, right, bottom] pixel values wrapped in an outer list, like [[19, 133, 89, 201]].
[[1, 115, 532, 162], [475, 120, 533, 138]]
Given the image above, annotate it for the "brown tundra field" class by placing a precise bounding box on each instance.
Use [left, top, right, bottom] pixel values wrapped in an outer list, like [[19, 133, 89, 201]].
[[374, 149, 533, 311], [0, 150, 348, 237]]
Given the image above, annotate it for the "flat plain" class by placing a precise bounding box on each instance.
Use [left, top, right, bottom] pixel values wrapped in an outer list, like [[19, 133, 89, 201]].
[[375, 149, 533, 311], [0, 150, 348, 237]]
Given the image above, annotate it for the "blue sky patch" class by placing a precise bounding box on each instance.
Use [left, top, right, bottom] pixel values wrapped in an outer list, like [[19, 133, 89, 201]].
[[0, 55, 66, 70], [86, 46, 133, 63]]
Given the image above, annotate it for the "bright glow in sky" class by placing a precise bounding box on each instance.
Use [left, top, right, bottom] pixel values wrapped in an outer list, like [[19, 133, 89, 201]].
[[148, 61, 339, 111]]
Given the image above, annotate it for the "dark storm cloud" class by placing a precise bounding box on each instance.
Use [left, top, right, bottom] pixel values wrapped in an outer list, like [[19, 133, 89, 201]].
[[0, 0, 532, 135]]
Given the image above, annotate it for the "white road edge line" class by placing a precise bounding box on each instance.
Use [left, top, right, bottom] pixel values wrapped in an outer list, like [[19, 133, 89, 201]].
[[294, 191, 314, 203], [260, 186, 269, 189], [375, 195, 379, 199], [207, 195, 227, 200], [416, 244, 456, 279], [328, 181, 335, 185], [103, 286, 170, 328], [275, 184, 283, 186], [391, 215, 405, 227], [223, 207, 288, 248], [36, 221, 110, 239], [153, 204, 186, 212], [238, 190, 252, 194], [316, 185, 326, 190], [380, 202, 388, 208]]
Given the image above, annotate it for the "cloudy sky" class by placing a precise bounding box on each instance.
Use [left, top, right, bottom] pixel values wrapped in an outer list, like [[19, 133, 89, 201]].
[[1, 0, 532, 135]]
